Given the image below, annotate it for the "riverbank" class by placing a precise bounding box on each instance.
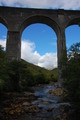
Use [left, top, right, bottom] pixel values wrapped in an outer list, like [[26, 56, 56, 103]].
[[0, 83, 79, 120]]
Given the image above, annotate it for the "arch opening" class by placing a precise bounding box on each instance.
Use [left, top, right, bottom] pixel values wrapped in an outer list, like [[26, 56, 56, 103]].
[[65, 24, 80, 55], [0, 22, 8, 52], [21, 23, 57, 69], [65, 17, 80, 61]]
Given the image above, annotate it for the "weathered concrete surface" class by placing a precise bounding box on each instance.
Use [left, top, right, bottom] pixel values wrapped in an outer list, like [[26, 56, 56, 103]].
[[0, 6, 80, 80]]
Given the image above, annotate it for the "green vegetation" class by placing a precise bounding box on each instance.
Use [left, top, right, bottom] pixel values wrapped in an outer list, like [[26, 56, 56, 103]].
[[51, 68, 58, 81], [0, 45, 58, 92], [19, 60, 58, 90], [62, 42, 80, 109]]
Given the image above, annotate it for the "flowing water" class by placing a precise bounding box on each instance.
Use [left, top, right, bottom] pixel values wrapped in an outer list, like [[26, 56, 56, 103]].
[[32, 83, 61, 110], [0, 83, 70, 120]]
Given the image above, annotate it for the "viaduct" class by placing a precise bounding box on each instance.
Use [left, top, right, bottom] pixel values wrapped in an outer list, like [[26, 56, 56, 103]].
[[0, 6, 80, 75]]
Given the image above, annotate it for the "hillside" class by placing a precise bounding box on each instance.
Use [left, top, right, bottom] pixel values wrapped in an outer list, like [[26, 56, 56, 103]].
[[21, 59, 57, 75], [19, 59, 58, 87], [21, 59, 58, 76], [0, 45, 58, 91]]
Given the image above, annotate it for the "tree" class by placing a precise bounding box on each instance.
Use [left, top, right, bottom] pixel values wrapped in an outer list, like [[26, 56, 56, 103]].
[[0, 45, 5, 58], [7, 60, 20, 91], [0, 46, 20, 92], [67, 42, 80, 60], [62, 42, 80, 109]]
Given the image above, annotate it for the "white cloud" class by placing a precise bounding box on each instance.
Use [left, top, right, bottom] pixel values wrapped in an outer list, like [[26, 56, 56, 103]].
[[21, 40, 40, 65], [0, 39, 57, 69], [0, 0, 80, 10], [21, 40, 57, 69], [0, 39, 6, 50], [38, 53, 57, 68]]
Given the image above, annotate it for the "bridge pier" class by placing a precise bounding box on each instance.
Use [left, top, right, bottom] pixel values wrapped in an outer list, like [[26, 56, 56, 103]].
[[6, 31, 21, 60], [57, 28, 67, 86]]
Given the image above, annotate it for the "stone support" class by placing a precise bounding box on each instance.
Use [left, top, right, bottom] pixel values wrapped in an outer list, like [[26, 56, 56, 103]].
[[57, 28, 67, 86], [57, 28, 67, 67], [6, 31, 21, 60]]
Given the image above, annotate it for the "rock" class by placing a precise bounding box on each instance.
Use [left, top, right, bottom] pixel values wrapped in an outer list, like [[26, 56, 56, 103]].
[[49, 87, 63, 96], [52, 103, 71, 120], [47, 108, 54, 112], [24, 92, 33, 96], [9, 110, 15, 115], [3, 108, 11, 114], [41, 101, 49, 105], [3, 103, 22, 116], [22, 102, 31, 106], [24, 105, 39, 113], [55, 115, 61, 120], [62, 113, 67, 120], [15, 107, 22, 114]]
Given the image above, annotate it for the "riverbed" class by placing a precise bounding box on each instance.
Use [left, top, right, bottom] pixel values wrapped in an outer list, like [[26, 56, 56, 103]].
[[0, 83, 71, 120]]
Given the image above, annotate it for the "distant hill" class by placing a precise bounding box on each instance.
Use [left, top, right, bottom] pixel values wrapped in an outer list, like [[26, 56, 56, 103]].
[[21, 59, 58, 73], [21, 59, 52, 76], [51, 68, 58, 80], [21, 59, 58, 79], [51, 68, 58, 72], [20, 59, 58, 87]]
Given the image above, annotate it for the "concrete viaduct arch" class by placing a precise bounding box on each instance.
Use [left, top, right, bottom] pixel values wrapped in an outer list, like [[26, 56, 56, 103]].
[[0, 6, 80, 70]]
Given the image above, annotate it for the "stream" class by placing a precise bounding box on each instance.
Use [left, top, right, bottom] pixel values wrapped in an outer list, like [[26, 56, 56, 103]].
[[0, 83, 71, 120], [32, 83, 61, 109]]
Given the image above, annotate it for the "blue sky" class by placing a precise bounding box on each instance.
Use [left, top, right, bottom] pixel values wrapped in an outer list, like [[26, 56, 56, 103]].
[[65, 25, 80, 49], [0, 0, 80, 69], [22, 24, 57, 55]]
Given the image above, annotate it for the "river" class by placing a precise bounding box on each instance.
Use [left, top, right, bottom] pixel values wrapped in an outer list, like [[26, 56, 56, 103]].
[[0, 83, 71, 120]]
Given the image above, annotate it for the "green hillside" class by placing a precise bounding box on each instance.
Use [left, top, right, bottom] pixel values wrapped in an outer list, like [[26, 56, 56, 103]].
[[0, 45, 58, 92], [51, 68, 58, 81], [19, 59, 58, 88]]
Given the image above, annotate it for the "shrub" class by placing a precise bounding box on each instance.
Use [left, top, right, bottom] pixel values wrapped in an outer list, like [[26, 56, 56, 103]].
[[62, 42, 80, 109]]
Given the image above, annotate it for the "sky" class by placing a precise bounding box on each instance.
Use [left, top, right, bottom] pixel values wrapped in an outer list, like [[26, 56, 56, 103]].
[[0, 0, 80, 69]]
